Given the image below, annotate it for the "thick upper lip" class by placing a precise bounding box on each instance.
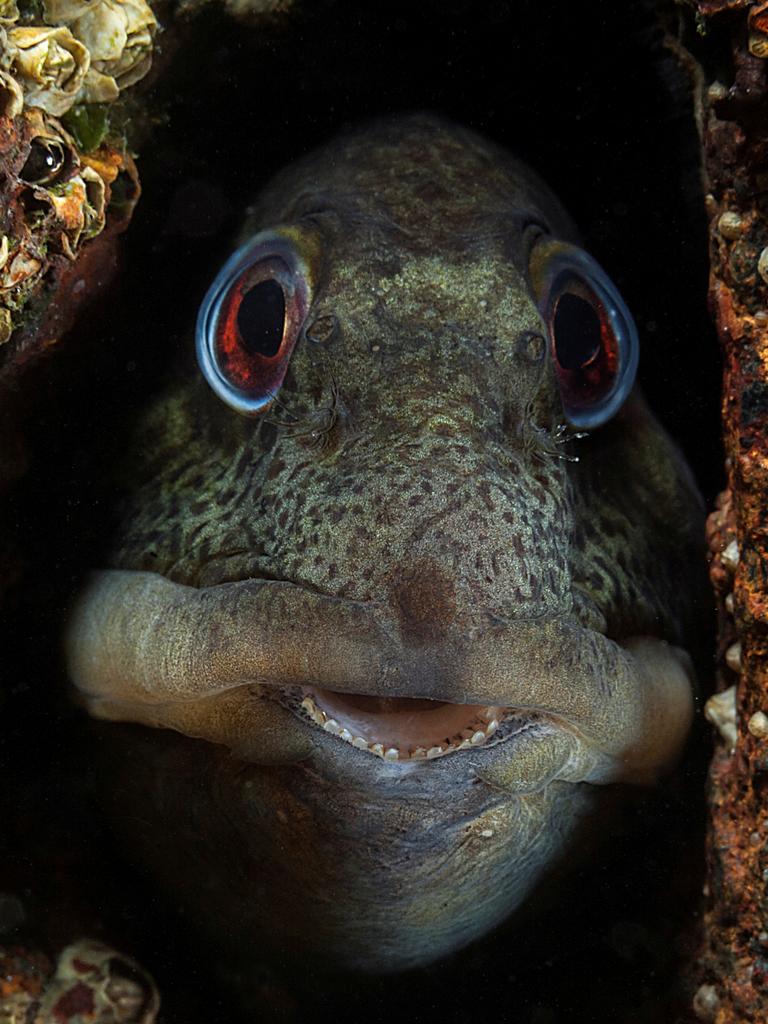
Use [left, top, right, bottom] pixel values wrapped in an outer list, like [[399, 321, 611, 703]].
[[64, 569, 695, 783]]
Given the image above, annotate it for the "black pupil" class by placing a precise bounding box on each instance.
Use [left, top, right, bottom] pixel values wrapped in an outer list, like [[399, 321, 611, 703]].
[[237, 279, 286, 358], [553, 292, 602, 371]]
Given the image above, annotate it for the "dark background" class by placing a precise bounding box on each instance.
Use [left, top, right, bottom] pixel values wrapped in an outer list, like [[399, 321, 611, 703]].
[[2, 1, 721, 1021]]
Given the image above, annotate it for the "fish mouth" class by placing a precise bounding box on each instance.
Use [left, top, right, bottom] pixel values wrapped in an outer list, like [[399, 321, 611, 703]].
[[290, 688, 507, 761], [64, 569, 696, 784]]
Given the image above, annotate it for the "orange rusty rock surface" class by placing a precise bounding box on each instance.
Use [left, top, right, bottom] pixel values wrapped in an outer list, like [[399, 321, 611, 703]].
[[706, 488, 738, 658], [0, 947, 51, 1000], [695, 0, 751, 15], [696, 4, 768, 1018]]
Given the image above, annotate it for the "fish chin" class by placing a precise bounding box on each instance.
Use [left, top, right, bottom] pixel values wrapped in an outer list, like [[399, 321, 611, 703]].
[[102, 721, 599, 973]]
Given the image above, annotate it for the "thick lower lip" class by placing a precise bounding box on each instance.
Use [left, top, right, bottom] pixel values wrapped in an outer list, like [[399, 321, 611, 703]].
[[289, 688, 508, 761]]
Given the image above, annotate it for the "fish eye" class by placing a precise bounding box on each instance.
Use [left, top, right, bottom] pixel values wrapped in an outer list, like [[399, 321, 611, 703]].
[[532, 243, 639, 429], [196, 233, 311, 415]]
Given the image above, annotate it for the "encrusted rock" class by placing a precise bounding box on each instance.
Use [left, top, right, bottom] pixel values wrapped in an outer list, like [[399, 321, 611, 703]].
[[705, 685, 738, 752], [0, 940, 160, 1023]]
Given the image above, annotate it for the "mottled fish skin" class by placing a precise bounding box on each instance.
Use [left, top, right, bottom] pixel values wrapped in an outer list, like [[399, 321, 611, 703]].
[[70, 114, 706, 972], [115, 120, 698, 644]]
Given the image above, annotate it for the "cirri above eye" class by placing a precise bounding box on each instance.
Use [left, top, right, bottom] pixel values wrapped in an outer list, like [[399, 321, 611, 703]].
[[531, 241, 639, 430], [196, 233, 312, 415]]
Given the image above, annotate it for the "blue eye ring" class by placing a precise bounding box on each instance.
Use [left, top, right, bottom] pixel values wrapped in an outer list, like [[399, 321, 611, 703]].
[[196, 231, 312, 416], [530, 240, 639, 430]]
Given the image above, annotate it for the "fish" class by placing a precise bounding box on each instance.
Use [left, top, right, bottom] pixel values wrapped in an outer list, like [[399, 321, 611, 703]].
[[64, 113, 706, 974]]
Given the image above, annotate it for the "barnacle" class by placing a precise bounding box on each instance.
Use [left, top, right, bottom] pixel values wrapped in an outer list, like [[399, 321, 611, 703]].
[[7, 25, 90, 116], [0, 66, 22, 116], [36, 163, 107, 257], [0, 243, 43, 305], [43, 0, 158, 102], [0, 0, 18, 25], [44, 174, 93, 256], [79, 165, 106, 234], [0, 941, 160, 1024], [19, 131, 75, 186], [0, 308, 12, 344]]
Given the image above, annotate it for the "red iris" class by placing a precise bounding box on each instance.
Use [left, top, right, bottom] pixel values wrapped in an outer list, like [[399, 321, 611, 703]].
[[215, 258, 297, 399], [550, 277, 619, 416]]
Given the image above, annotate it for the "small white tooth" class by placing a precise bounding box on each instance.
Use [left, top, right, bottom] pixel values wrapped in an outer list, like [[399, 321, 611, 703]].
[[371, 743, 384, 757], [725, 592, 735, 614], [427, 746, 443, 759], [487, 719, 499, 734], [340, 728, 353, 742], [471, 730, 486, 745], [458, 739, 472, 750], [480, 829, 494, 838], [352, 736, 368, 749], [323, 719, 341, 735], [300, 697, 314, 713], [384, 748, 399, 760], [412, 747, 427, 758]]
